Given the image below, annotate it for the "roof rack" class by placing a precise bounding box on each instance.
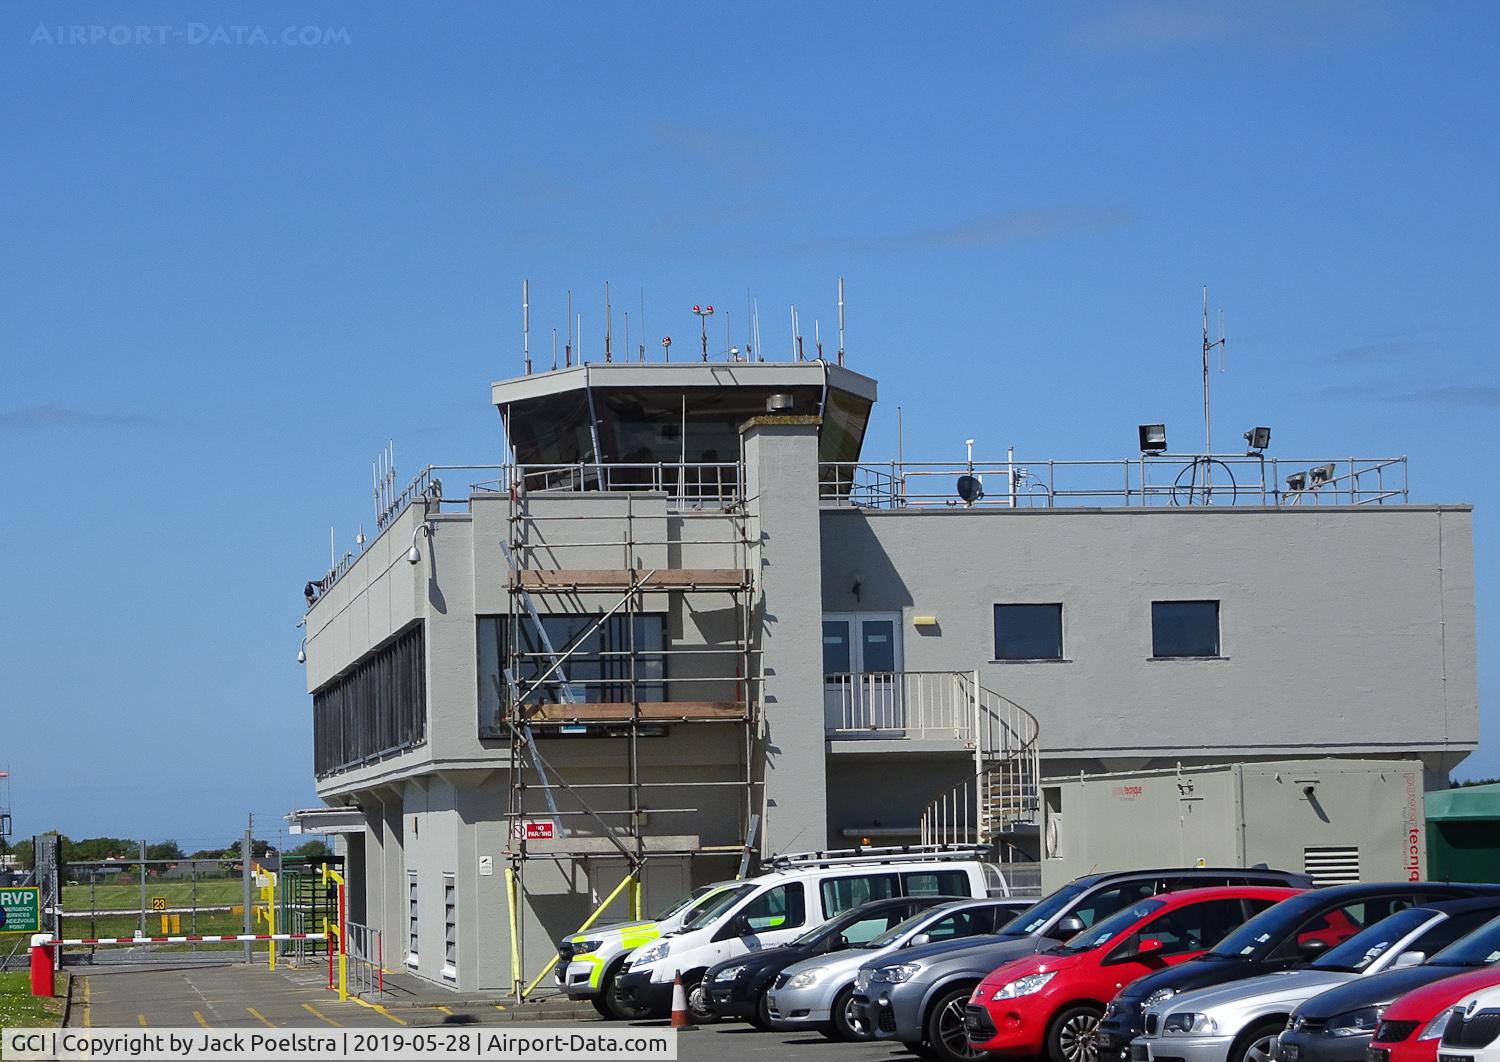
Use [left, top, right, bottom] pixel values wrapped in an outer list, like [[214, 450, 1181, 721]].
[[768, 843, 990, 871]]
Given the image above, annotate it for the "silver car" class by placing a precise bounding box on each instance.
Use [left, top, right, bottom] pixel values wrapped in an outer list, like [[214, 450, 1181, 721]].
[[1136, 901, 1500, 1062], [765, 898, 1027, 1040]]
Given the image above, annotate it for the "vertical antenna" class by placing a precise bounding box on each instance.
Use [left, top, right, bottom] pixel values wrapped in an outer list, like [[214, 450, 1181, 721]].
[[551, 328, 558, 371], [837, 276, 846, 366], [745, 288, 753, 361], [815, 319, 823, 361], [1201, 287, 1226, 454], [725, 309, 731, 360], [624, 311, 630, 361], [604, 281, 613, 363], [577, 313, 583, 365], [1218, 309, 1226, 372], [330, 526, 336, 569], [790, 306, 798, 360], [639, 289, 646, 361], [565, 290, 573, 367], [522, 278, 531, 375], [753, 298, 762, 360]]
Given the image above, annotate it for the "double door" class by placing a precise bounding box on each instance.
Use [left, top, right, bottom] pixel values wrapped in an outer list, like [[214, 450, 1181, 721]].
[[823, 613, 903, 732]]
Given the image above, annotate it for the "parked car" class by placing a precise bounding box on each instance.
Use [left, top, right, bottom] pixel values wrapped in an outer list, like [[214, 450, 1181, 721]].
[[853, 866, 1313, 1062], [557, 880, 740, 1018], [1133, 897, 1500, 1062], [703, 894, 968, 1027], [1435, 982, 1500, 1062], [766, 898, 1034, 1040], [964, 887, 1302, 1062], [614, 847, 1002, 1019], [1279, 907, 1500, 1062], [1362, 968, 1500, 1062], [1095, 882, 1500, 1062]]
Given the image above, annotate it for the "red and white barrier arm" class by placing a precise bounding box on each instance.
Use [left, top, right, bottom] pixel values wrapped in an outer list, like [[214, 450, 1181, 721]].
[[45, 933, 327, 945]]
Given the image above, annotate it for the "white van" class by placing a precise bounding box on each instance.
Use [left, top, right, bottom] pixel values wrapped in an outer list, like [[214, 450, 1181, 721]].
[[610, 845, 1011, 1018]]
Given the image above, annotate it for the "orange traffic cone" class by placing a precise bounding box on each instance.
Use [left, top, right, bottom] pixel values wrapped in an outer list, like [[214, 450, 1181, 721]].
[[670, 970, 695, 1029]]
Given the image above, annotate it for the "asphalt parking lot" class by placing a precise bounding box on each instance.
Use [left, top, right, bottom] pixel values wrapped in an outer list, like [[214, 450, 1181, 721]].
[[67, 963, 917, 1061]]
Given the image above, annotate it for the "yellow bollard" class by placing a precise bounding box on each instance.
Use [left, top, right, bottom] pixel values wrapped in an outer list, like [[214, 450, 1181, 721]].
[[160, 914, 169, 935]]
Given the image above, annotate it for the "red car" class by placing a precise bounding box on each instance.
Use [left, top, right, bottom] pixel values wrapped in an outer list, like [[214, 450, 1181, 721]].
[[964, 887, 1304, 1062], [1367, 968, 1500, 1062]]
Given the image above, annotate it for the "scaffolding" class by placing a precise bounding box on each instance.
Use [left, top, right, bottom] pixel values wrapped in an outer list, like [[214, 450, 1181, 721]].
[[497, 463, 760, 999]]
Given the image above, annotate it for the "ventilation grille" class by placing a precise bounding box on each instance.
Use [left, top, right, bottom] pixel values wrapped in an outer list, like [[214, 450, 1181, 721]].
[[1304, 845, 1361, 886]]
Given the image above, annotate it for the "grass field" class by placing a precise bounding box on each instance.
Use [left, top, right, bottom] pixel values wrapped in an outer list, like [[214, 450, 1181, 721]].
[[0, 971, 62, 1029], [61, 879, 243, 912]]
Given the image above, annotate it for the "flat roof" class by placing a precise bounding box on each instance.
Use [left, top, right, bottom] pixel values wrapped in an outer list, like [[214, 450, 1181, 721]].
[[491, 360, 878, 407]]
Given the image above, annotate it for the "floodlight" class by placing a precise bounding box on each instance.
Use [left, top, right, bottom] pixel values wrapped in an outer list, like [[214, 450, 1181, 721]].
[[1244, 426, 1272, 452], [1138, 424, 1168, 453]]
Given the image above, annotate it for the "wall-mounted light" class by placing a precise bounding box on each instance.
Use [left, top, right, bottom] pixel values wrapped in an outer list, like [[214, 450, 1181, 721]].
[[406, 522, 433, 565], [912, 616, 939, 628], [1285, 471, 1307, 492], [1138, 424, 1168, 453], [1243, 426, 1272, 453], [296, 637, 307, 665]]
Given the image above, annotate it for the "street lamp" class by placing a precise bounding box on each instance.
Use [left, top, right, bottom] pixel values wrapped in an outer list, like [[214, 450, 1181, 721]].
[[692, 304, 715, 361]]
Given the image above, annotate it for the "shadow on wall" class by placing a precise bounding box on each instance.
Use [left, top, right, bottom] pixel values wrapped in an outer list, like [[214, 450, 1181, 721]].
[[819, 513, 915, 612]]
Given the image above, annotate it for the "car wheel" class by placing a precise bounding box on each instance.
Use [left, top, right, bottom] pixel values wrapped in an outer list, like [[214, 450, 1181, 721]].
[[1046, 1004, 1105, 1062], [601, 966, 652, 1022], [925, 986, 991, 1062], [1230, 1019, 1286, 1062], [686, 976, 720, 1024], [831, 985, 873, 1041], [590, 994, 613, 1019], [749, 992, 774, 1031]]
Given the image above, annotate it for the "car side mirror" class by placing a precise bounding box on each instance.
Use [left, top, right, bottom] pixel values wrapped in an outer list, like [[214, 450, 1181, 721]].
[[1392, 950, 1425, 970], [731, 916, 753, 937], [1054, 916, 1086, 939], [1135, 937, 1166, 957], [910, 933, 931, 947], [1298, 937, 1329, 958]]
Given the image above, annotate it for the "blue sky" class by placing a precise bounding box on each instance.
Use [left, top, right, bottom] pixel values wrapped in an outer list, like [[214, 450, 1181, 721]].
[[2, 2, 1496, 845]]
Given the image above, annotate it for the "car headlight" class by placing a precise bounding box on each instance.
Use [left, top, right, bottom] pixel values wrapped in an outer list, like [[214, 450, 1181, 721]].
[[991, 972, 1057, 1001], [569, 939, 603, 955], [1145, 988, 1178, 1008], [634, 941, 670, 965], [872, 963, 922, 984], [1163, 1013, 1219, 1036], [714, 964, 748, 982], [1328, 1007, 1383, 1037], [787, 967, 827, 990], [1418, 1011, 1455, 1042]]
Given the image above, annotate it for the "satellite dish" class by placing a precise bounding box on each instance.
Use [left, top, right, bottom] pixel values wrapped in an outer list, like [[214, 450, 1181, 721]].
[[956, 475, 984, 504]]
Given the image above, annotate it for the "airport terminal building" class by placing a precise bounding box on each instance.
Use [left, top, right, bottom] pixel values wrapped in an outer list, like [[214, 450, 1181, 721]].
[[299, 353, 1477, 993]]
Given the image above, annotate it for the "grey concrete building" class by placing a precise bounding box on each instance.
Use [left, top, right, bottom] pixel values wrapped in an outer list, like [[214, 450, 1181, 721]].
[[299, 357, 1476, 994]]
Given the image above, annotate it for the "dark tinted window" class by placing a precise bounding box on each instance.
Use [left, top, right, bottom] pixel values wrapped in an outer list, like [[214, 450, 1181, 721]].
[[739, 882, 806, 933], [1432, 912, 1500, 967], [995, 604, 1064, 660], [1131, 899, 1249, 957], [903, 870, 970, 897], [1152, 600, 1220, 658], [821, 874, 899, 916], [1410, 909, 1500, 960], [921, 907, 995, 942], [1314, 908, 1434, 971], [1071, 882, 1159, 930]]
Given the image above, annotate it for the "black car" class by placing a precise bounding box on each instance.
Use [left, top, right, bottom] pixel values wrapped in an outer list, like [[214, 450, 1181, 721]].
[[1096, 882, 1500, 1061], [1280, 903, 1500, 1062], [702, 894, 961, 1026]]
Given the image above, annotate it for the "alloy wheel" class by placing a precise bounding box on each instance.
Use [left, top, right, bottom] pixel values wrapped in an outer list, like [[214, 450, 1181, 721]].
[[1244, 1033, 1278, 1062], [935, 997, 985, 1061], [1057, 1011, 1100, 1062]]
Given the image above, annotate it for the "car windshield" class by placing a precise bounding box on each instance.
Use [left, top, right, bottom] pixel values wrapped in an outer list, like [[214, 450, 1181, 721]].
[[652, 885, 715, 922], [1056, 899, 1166, 953], [1210, 893, 1345, 960], [1000, 882, 1091, 936], [790, 906, 872, 948], [682, 884, 756, 929], [1431, 913, 1500, 968], [861, 905, 957, 949], [1313, 908, 1434, 972]]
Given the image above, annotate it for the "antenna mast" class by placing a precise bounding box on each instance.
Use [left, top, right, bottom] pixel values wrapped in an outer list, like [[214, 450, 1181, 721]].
[[1201, 286, 1227, 454], [604, 282, 612, 363], [837, 276, 846, 365], [522, 278, 531, 375]]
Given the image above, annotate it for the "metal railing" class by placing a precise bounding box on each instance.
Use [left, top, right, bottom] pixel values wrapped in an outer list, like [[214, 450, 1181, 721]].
[[819, 455, 1408, 509], [345, 920, 385, 998]]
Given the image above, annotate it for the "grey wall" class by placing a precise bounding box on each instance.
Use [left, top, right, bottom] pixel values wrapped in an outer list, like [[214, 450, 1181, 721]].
[[819, 505, 1477, 771]]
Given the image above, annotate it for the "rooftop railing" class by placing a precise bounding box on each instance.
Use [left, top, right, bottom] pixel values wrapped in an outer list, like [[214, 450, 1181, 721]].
[[818, 454, 1408, 509]]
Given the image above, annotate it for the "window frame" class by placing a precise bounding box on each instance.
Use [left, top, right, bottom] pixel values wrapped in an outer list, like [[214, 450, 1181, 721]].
[[993, 603, 1066, 662], [442, 872, 457, 982], [1149, 599, 1223, 659], [406, 870, 419, 968]]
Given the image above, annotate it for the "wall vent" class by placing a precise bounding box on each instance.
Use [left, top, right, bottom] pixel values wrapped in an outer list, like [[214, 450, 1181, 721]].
[[1304, 845, 1361, 886]]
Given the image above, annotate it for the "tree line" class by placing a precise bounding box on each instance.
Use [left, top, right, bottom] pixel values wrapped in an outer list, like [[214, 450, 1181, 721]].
[[2, 834, 330, 867]]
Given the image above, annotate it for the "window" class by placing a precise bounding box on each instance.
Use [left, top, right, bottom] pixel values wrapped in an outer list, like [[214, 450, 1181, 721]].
[[994, 604, 1064, 660], [840, 912, 908, 945], [1068, 882, 1159, 931], [313, 623, 426, 777], [734, 883, 806, 934], [902, 869, 971, 898], [1151, 600, 1221, 658], [442, 873, 457, 981], [406, 871, 418, 966], [921, 907, 994, 942], [821, 874, 898, 916], [477, 614, 666, 735], [1127, 899, 1249, 958]]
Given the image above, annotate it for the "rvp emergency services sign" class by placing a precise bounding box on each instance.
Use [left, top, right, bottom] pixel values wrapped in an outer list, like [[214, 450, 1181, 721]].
[[0, 887, 41, 934]]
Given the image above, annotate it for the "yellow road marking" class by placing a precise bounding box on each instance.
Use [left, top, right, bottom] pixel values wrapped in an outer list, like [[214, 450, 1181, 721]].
[[436, 1005, 454, 1015], [494, 1004, 506, 1011], [137, 1014, 148, 1028], [246, 1007, 276, 1028], [301, 1003, 343, 1028], [193, 1011, 210, 1028], [83, 979, 92, 1027], [352, 997, 409, 1026]]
